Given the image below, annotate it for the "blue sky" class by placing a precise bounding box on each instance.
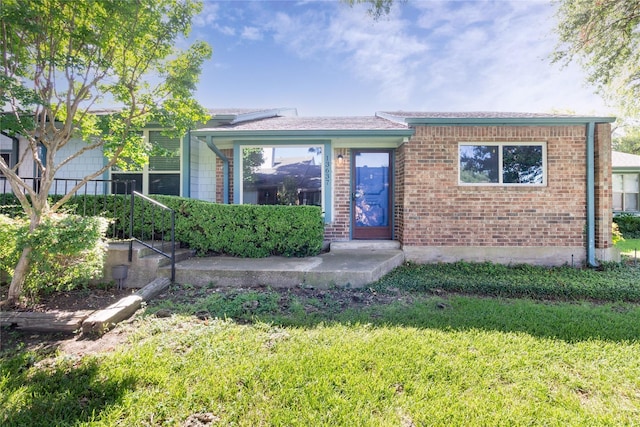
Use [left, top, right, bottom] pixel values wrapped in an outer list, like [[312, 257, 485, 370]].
[[186, 0, 612, 117]]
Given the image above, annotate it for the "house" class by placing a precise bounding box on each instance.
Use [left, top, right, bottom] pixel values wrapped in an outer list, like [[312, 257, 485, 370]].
[[612, 150, 640, 214], [1, 108, 617, 266]]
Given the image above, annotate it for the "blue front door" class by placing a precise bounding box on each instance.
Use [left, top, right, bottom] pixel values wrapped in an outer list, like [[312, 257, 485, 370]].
[[352, 150, 392, 239]]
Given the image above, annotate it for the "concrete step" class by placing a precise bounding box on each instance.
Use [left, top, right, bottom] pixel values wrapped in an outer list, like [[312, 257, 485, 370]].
[[330, 240, 401, 251], [159, 249, 405, 289], [103, 242, 194, 288]]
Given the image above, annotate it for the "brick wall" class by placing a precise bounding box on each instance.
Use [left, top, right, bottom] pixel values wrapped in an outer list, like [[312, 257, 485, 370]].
[[594, 122, 612, 249], [215, 148, 233, 203], [324, 148, 350, 240], [394, 145, 406, 242], [398, 125, 592, 249]]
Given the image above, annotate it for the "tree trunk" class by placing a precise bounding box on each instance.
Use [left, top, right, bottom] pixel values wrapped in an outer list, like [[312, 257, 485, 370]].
[[7, 246, 32, 305], [6, 211, 42, 306]]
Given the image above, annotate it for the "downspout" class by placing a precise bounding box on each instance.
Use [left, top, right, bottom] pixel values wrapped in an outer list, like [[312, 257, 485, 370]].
[[586, 121, 597, 267], [201, 135, 229, 204]]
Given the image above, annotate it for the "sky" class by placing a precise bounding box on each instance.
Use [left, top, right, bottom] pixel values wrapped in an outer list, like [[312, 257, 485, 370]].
[[186, 0, 613, 117]]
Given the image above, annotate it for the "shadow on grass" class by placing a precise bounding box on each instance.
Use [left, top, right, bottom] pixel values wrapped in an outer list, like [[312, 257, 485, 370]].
[[0, 353, 137, 427], [147, 288, 640, 344]]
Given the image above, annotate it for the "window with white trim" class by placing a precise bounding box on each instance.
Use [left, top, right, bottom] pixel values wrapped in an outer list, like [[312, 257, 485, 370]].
[[459, 143, 545, 185], [613, 173, 639, 212], [240, 145, 323, 206], [111, 130, 181, 195]]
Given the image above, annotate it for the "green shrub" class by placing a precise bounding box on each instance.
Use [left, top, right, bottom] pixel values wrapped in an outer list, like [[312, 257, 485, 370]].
[[153, 196, 324, 257], [613, 213, 640, 238], [0, 213, 109, 298], [0, 215, 21, 282], [612, 222, 624, 245], [0, 194, 325, 258]]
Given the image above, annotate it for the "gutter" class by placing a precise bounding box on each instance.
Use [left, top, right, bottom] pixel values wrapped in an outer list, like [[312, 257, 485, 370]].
[[199, 135, 229, 204], [586, 122, 597, 267]]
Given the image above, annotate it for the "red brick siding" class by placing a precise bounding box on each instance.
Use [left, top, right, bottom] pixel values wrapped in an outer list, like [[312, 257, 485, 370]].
[[394, 145, 406, 242], [594, 123, 612, 249], [324, 148, 350, 240], [215, 148, 233, 204], [398, 125, 592, 248]]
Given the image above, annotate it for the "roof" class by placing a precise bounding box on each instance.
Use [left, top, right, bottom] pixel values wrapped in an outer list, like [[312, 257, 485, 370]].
[[192, 115, 413, 141], [203, 116, 409, 132], [612, 151, 640, 169], [206, 108, 297, 126], [377, 111, 617, 125]]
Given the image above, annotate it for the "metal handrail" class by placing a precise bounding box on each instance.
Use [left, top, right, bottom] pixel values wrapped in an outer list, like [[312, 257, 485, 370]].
[[130, 191, 176, 282], [1, 177, 176, 282]]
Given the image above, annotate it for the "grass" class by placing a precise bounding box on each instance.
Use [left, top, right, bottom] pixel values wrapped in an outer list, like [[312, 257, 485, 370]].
[[616, 238, 640, 260], [2, 262, 640, 426]]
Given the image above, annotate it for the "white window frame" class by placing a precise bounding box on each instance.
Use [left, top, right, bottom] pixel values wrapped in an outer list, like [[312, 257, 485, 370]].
[[458, 142, 547, 186], [613, 173, 640, 212], [110, 129, 182, 196], [238, 143, 325, 212]]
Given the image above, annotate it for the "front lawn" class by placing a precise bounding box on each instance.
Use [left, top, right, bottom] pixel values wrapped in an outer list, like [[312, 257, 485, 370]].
[[2, 262, 640, 426], [617, 238, 640, 260]]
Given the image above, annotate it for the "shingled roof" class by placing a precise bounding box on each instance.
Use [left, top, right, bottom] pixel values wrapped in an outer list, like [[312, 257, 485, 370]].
[[613, 150, 640, 168], [206, 115, 409, 132]]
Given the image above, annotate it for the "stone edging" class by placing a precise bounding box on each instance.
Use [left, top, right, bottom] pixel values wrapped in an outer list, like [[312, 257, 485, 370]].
[[0, 277, 171, 335]]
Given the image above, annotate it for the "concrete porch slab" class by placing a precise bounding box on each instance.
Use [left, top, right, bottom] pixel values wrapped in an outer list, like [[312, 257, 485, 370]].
[[160, 248, 405, 289]]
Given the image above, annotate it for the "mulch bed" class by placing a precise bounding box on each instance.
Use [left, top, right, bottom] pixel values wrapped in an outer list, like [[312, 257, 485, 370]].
[[0, 285, 134, 313]]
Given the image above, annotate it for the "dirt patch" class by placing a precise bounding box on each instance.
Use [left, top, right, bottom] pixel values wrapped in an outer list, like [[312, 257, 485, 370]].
[[0, 285, 134, 312], [0, 284, 136, 356], [1, 284, 417, 358]]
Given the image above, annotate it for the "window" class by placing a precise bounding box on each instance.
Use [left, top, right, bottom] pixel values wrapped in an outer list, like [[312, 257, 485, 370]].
[[111, 130, 181, 196], [0, 152, 10, 178], [459, 143, 545, 185], [613, 173, 639, 212], [240, 145, 323, 206]]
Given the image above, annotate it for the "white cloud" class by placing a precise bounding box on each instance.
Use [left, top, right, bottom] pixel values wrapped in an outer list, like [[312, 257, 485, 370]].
[[192, 2, 220, 27], [264, 3, 429, 102], [405, 0, 610, 114], [191, 0, 611, 116], [241, 26, 262, 41]]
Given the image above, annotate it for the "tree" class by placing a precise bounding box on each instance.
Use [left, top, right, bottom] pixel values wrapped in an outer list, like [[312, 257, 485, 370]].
[[552, 0, 640, 115], [344, 0, 397, 19], [612, 124, 640, 155], [0, 0, 211, 305]]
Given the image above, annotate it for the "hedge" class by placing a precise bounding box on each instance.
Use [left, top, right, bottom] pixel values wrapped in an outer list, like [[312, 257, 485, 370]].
[[613, 213, 640, 239], [0, 194, 325, 258]]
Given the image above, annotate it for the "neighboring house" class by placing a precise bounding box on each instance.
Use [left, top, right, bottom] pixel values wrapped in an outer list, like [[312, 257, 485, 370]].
[[1, 108, 617, 266], [612, 150, 640, 214]]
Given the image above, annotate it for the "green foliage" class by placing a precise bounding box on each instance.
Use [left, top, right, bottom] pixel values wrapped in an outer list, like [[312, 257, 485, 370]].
[[152, 288, 282, 322], [613, 123, 640, 154], [614, 213, 640, 238], [5, 298, 640, 425], [553, 0, 640, 115], [0, 0, 211, 216], [0, 194, 325, 258], [612, 222, 624, 245], [615, 238, 640, 259], [0, 215, 21, 281], [153, 196, 324, 257], [373, 261, 640, 302], [344, 0, 397, 19], [0, 214, 108, 298]]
